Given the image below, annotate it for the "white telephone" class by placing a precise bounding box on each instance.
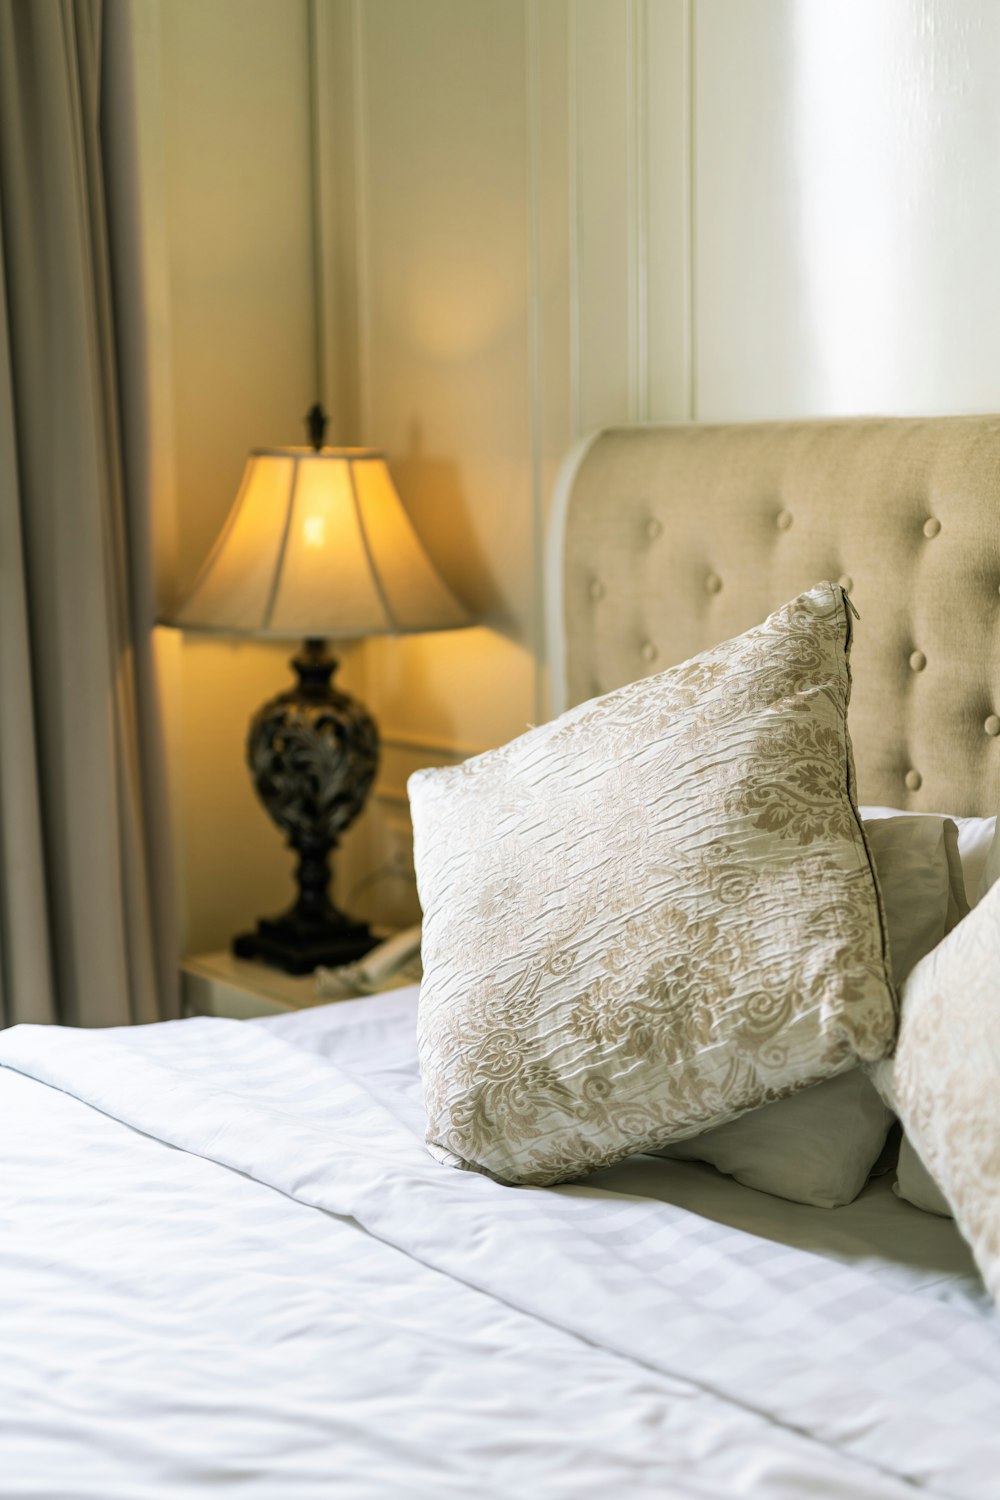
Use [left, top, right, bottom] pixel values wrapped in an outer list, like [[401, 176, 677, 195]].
[[314, 924, 422, 999]]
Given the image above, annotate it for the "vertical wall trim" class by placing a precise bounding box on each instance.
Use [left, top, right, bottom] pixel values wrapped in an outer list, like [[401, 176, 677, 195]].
[[685, 0, 698, 421], [123, 0, 185, 946], [568, 0, 582, 439], [525, 1, 546, 725], [351, 0, 373, 443], [638, 0, 650, 422], [626, 0, 650, 422], [311, 0, 362, 444], [125, 0, 179, 603], [306, 0, 326, 408]]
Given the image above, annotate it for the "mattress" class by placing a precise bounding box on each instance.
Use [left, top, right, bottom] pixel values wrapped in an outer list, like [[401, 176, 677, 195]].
[[0, 989, 996, 1499]]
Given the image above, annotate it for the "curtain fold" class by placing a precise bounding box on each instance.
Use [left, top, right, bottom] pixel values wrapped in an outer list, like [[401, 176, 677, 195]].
[[0, 0, 176, 1026]]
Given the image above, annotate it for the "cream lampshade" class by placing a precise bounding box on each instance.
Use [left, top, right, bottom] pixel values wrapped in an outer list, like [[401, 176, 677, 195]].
[[170, 424, 469, 975], [173, 447, 467, 638]]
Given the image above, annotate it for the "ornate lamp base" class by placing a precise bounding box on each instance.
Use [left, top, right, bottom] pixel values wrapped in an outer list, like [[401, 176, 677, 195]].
[[233, 912, 377, 976], [232, 835, 378, 974], [234, 640, 381, 975]]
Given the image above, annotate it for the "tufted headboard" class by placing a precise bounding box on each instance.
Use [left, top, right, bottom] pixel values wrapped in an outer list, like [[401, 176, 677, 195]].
[[547, 416, 1000, 817]]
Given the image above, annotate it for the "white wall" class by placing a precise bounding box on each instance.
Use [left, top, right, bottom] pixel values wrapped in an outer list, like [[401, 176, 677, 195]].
[[324, 0, 1000, 923], [147, 0, 1000, 948], [694, 0, 1000, 420]]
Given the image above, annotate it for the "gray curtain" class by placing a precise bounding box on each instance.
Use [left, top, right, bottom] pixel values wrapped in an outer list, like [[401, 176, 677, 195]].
[[0, 0, 177, 1026]]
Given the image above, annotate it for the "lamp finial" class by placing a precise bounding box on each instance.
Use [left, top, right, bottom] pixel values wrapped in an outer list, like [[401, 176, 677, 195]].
[[305, 402, 328, 451]]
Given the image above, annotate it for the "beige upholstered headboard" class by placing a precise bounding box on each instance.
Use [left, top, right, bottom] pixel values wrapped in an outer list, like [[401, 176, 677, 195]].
[[548, 417, 1000, 817]]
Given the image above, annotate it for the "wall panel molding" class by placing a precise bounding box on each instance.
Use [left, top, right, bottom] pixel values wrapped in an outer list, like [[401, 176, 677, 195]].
[[526, 0, 545, 721], [380, 730, 478, 760], [571, 0, 691, 433], [529, 0, 572, 718], [310, 0, 361, 442], [568, 0, 582, 438], [349, 0, 374, 444], [685, 0, 696, 420], [627, 0, 650, 421], [572, 0, 631, 432]]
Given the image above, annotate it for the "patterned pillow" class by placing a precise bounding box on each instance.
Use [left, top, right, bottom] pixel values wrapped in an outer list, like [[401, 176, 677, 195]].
[[654, 815, 964, 1208], [410, 582, 896, 1187]]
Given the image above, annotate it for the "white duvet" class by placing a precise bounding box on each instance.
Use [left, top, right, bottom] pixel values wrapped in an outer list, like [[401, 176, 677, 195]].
[[0, 988, 997, 1499]]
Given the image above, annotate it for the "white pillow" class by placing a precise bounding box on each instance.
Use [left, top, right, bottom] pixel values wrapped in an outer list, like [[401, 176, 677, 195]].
[[894, 1133, 953, 1217], [657, 1070, 890, 1207], [862, 804, 987, 1218], [874, 878, 1000, 1305], [864, 816, 968, 983], [412, 583, 896, 1186], [860, 805, 995, 908], [657, 814, 964, 1207], [977, 813, 1000, 902]]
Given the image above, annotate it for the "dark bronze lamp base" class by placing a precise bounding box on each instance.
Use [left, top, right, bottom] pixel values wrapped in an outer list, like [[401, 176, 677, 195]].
[[233, 910, 378, 975], [236, 638, 381, 977]]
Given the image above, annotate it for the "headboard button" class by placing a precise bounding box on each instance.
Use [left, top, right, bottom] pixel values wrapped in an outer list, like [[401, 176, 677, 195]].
[[645, 518, 663, 541], [589, 578, 605, 601], [922, 517, 941, 538], [905, 769, 923, 791], [775, 509, 793, 531], [909, 650, 927, 672], [705, 572, 722, 595], [640, 640, 658, 664], [985, 715, 1000, 737]]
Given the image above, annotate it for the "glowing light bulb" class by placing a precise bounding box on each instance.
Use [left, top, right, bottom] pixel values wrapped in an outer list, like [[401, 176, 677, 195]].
[[303, 514, 326, 549]]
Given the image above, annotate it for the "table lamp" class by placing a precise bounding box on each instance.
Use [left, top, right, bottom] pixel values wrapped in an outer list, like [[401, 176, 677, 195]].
[[170, 405, 469, 974]]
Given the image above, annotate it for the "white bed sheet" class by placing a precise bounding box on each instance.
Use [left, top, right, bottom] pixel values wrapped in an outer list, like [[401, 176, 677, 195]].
[[0, 986, 996, 1499], [261, 989, 986, 1303]]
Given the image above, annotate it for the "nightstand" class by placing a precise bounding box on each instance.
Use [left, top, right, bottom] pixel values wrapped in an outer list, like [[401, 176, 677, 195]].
[[181, 951, 337, 1020]]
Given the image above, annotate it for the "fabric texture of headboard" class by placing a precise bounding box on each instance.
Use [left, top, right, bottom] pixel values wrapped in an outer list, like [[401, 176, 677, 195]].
[[548, 416, 1000, 818]]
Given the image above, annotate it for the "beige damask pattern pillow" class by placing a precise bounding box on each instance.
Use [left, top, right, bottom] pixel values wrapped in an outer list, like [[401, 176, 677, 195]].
[[410, 582, 896, 1187], [652, 815, 963, 1208], [873, 880, 1000, 1302]]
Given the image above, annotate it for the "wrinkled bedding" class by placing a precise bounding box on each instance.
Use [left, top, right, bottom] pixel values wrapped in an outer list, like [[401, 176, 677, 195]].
[[0, 986, 996, 1499]]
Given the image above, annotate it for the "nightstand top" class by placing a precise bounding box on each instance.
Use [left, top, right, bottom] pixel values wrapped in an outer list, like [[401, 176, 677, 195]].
[[182, 951, 333, 1019]]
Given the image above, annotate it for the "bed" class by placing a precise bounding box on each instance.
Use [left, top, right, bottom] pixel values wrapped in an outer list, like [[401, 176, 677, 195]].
[[2, 415, 999, 1498]]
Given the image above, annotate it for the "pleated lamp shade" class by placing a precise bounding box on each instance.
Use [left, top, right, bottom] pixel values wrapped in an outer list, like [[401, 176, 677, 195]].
[[172, 448, 468, 639]]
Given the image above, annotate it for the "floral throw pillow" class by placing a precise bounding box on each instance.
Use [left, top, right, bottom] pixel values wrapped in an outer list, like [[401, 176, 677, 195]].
[[410, 582, 896, 1187]]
